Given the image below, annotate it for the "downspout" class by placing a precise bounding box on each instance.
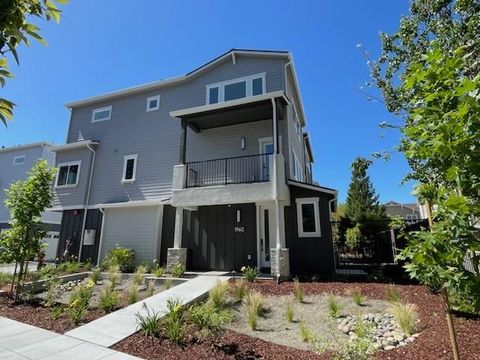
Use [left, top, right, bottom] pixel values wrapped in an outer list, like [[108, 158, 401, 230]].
[[96, 208, 105, 265], [78, 143, 96, 262], [271, 98, 281, 282]]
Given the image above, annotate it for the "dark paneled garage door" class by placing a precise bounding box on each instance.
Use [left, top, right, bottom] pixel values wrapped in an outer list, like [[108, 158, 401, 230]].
[[183, 203, 257, 271]]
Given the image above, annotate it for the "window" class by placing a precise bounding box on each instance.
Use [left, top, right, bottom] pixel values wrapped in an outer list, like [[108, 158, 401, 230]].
[[406, 214, 418, 221], [296, 198, 321, 237], [122, 155, 138, 183], [91, 106, 112, 123], [56, 161, 81, 187], [146, 95, 160, 112], [13, 155, 25, 165], [206, 73, 266, 104]]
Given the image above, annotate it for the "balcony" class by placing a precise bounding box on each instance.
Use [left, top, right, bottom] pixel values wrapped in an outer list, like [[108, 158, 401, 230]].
[[185, 153, 271, 188]]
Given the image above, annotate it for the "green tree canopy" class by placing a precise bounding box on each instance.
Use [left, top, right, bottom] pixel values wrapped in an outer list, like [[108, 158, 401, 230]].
[[0, 0, 67, 126]]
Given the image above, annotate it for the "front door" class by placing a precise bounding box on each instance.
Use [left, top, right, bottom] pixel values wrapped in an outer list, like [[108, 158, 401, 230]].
[[259, 204, 274, 268]]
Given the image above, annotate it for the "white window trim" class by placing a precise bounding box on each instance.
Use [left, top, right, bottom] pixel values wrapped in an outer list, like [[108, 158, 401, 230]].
[[146, 95, 161, 112], [296, 197, 321, 238], [55, 161, 82, 188], [122, 154, 138, 184], [13, 155, 26, 165], [206, 72, 266, 104], [91, 105, 112, 123]]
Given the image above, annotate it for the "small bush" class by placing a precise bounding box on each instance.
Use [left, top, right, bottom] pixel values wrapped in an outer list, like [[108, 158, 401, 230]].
[[354, 318, 373, 339], [99, 286, 120, 313], [69, 281, 94, 309], [50, 305, 64, 320], [136, 303, 161, 337], [293, 278, 304, 303], [164, 278, 173, 290], [351, 287, 364, 306], [68, 304, 87, 325], [82, 261, 93, 271], [162, 299, 184, 344], [133, 265, 147, 286], [90, 268, 102, 284], [346, 224, 363, 250], [189, 303, 233, 332], [327, 293, 342, 318], [386, 285, 401, 303], [39, 264, 58, 279], [0, 272, 12, 288], [389, 302, 419, 336], [244, 292, 264, 330], [233, 279, 247, 301], [44, 278, 61, 308], [241, 266, 258, 282], [147, 280, 155, 297], [299, 321, 314, 342], [108, 265, 120, 290], [128, 284, 139, 304], [58, 261, 81, 274], [170, 263, 185, 278], [104, 246, 135, 272], [285, 300, 294, 323], [152, 265, 164, 277], [208, 281, 229, 309]]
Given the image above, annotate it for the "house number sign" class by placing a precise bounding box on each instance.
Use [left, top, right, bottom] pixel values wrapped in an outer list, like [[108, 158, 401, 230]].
[[234, 226, 245, 233]]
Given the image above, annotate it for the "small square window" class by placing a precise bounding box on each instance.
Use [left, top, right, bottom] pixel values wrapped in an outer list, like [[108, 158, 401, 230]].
[[146, 95, 160, 112], [252, 77, 263, 96], [122, 155, 138, 183], [56, 162, 81, 187], [296, 198, 321, 237], [92, 106, 112, 122], [13, 155, 26, 165]]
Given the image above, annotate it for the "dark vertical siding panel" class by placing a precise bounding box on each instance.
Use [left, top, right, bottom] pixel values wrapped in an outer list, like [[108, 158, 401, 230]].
[[160, 205, 176, 266], [80, 209, 103, 264]]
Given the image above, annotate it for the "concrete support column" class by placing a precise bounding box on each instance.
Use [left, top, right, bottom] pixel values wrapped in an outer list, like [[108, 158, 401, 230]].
[[270, 248, 290, 280], [167, 206, 187, 272]]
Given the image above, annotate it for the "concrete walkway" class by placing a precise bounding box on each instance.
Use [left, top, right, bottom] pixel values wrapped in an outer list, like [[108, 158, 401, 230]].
[[0, 262, 38, 274], [66, 275, 229, 348], [0, 317, 141, 360]]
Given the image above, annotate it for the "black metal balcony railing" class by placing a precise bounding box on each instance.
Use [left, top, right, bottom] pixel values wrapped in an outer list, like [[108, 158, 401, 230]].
[[185, 153, 271, 188]]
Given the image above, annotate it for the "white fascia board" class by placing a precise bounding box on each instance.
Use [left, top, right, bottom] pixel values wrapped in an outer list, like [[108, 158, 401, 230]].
[[170, 91, 289, 118], [287, 180, 338, 196], [0, 141, 52, 153], [89, 199, 168, 209], [65, 51, 290, 109], [285, 54, 307, 127], [49, 140, 99, 152]]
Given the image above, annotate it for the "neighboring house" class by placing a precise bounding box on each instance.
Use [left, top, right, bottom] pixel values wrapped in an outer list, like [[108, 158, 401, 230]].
[[385, 201, 423, 222], [0, 142, 62, 261], [48, 49, 337, 277]]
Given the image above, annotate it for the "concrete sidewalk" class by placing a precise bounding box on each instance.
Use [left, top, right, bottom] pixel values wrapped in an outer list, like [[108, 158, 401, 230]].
[[66, 275, 229, 347], [0, 317, 141, 360], [0, 262, 38, 275]]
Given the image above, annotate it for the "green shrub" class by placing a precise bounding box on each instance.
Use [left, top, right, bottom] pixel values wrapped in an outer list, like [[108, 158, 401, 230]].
[[43, 278, 61, 308], [208, 281, 229, 309], [50, 305, 64, 320], [285, 300, 294, 323], [389, 302, 419, 336], [299, 321, 314, 342], [39, 264, 58, 279], [0, 272, 12, 288], [233, 279, 247, 301], [244, 292, 264, 330], [108, 265, 120, 290], [293, 278, 304, 303], [128, 284, 139, 304], [189, 303, 233, 332], [152, 265, 164, 277], [58, 261, 81, 274], [133, 265, 147, 286], [136, 303, 161, 337], [147, 280, 155, 297], [354, 318, 373, 339], [104, 246, 135, 272], [170, 263, 185, 278], [90, 267, 102, 284], [386, 285, 401, 303], [68, 304, 87, 325], [82, 261, 93, 271], [69, 281, 94, 309], [99, 286, 120, 313], [350, 287, 364, 306], [346, 224, 363, 250], [327, 293, 342, 318], [241, 266, 258, 282], [164, 278, 173, 290], [162, 299, 184, 344]]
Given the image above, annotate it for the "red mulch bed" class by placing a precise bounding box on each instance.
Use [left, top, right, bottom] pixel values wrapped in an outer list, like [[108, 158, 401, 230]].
[[0, 296, 105, 333], [114, 281, 480, 360]]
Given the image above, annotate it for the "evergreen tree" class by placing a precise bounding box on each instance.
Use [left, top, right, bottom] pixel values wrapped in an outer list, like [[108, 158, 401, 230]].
[[344, 157, 385, 222]]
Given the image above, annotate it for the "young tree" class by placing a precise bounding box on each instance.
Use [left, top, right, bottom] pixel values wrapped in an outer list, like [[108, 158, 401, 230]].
[[0, 0, 67, 126], [0, 160, 56, 301]]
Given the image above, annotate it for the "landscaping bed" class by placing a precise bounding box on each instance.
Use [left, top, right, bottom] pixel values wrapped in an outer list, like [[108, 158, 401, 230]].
[[114, 279, 480, 360]]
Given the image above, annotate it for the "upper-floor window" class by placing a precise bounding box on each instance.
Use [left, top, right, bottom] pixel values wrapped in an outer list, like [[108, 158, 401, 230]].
[[91, 106, 112, 123], [206, 73, 266, 105], [13, 155, 26, 165], [56, 161, 81, 188], [122, 154, 138, 183], [296, 197, 321, 237], [146, 95, 160, 112], [406, 214, 418, 221]]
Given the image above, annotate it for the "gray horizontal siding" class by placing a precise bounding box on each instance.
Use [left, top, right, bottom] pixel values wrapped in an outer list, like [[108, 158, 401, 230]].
[[65, 55, 286, 205]]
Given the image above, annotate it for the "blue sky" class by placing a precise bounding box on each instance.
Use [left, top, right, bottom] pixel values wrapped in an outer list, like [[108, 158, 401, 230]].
[[0, 0, 415, 203]]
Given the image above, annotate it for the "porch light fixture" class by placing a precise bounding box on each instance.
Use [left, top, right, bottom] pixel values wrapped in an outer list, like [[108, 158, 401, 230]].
[[241, 137, 246, 150]]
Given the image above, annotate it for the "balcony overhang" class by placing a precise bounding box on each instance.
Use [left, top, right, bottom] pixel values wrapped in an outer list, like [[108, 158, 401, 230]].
[[170, 91, 289, 131]]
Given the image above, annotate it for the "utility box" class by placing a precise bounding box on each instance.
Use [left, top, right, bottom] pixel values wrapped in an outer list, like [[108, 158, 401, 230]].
[[83, 229, 96, 245]]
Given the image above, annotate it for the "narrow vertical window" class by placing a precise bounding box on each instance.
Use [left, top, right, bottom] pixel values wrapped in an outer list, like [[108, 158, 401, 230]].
[[296, 198, 321, 237], [208, 87, 219, 104], [122, 155, 138, 183]]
